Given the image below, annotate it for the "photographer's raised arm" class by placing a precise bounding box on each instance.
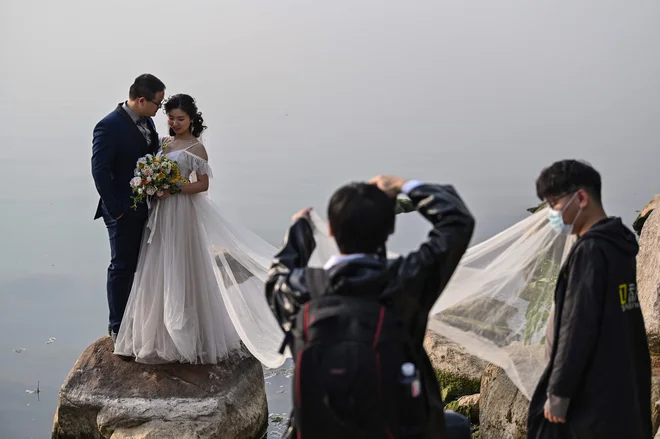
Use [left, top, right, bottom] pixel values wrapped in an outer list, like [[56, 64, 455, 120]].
[[396, 181, 475, 310], [265, 213, 316, 330]]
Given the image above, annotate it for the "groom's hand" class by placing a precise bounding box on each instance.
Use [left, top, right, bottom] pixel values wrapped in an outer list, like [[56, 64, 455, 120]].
[[292, 207, 312, 224], [369, 175, 406, 198]]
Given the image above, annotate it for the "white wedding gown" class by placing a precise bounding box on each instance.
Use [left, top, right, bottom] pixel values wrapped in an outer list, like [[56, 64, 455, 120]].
[[114, 140, 290, 367], [115, 140, 574, 399]]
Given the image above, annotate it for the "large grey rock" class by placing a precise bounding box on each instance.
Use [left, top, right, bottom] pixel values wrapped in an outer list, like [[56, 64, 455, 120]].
[[650, 366, 660, 436], [423, 331, 487, 383], [633, 194, 660, 236], [479, 364, 529, 439], [653, 400, 660, 438], [52, 337, 268, 439], [637, 209, 660, 355]]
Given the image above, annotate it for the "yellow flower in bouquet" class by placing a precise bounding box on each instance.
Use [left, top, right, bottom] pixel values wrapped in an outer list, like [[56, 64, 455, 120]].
[[129, 154, 189, 210]]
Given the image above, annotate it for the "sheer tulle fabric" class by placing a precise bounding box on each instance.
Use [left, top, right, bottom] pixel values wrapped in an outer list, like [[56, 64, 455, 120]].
[[116, 148, 572, 397], [426, 210, 575, 398]]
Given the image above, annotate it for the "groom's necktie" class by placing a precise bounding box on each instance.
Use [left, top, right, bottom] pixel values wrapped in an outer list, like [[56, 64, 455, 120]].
[[136, 117, 152, 147]]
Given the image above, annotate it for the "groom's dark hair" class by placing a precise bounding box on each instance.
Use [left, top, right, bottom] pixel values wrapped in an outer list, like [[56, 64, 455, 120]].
[[129, 74, 166, 101], [328, 183, 396, 254]]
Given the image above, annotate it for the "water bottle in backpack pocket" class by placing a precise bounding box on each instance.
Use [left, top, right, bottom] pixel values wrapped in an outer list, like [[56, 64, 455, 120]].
[[398, 362, 427, 438]]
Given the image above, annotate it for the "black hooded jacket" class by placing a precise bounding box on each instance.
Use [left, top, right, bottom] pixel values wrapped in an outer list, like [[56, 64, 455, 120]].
[[527, 217, 651, 439], [266, 183, 475, 439]]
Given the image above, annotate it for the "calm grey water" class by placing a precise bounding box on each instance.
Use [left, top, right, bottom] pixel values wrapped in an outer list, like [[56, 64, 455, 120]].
[[1, 1, 659, 437]]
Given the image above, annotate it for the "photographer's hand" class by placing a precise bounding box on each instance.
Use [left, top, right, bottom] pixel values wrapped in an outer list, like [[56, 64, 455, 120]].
[[369, 175, 406, 197]]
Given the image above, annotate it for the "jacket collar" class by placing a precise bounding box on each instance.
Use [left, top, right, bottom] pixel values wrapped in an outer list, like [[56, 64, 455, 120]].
[[323, 253, 367, 270], [324, 254, 390, 297], [115, 103, 154, 151]]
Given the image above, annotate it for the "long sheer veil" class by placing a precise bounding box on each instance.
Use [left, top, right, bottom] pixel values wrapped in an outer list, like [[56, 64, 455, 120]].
[[425, 209, 575, 398], [211, 201, 573, 398]]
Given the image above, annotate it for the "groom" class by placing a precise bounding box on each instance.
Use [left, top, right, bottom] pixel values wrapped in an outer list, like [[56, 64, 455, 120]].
[[91, 73, 166, 343]]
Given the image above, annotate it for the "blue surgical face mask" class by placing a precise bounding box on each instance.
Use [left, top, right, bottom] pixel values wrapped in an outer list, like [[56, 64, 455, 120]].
[[547, 193, 582, 234]]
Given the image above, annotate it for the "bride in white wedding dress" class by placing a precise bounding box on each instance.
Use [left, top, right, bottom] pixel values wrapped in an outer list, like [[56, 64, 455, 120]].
[[114, 94, 287, 367]]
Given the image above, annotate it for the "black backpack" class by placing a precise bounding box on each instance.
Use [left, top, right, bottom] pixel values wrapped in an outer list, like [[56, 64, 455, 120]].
[[281, 268, 430, 439]]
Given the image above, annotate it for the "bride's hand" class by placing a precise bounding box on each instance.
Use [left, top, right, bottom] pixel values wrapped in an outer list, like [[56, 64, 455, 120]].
[[156, 191, 171, 200]]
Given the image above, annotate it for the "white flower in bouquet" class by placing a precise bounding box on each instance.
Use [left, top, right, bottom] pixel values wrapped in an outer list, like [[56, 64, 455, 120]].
[[130, 153, 187, 211]]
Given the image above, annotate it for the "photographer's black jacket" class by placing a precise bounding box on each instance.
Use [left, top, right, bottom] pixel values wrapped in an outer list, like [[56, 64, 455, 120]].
[[266, 183, 475, 439]]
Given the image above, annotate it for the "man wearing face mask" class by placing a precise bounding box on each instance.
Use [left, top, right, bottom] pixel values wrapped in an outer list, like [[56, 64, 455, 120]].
[[526, 160, 651, 439]]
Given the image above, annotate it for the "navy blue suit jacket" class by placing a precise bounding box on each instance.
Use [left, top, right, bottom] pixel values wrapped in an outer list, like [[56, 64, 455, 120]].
[[91, 103, 159, 220]]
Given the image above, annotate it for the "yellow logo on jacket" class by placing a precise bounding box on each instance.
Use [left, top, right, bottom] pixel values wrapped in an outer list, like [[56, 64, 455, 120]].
[[619, 283, 640, 312]]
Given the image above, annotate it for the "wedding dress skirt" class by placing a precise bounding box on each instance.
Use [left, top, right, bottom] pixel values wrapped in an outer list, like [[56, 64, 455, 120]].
[[114, 149, 289, 367]]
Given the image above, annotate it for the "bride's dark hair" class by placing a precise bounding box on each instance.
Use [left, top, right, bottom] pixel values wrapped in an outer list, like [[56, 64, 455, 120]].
[[163, 94, 207, 138]]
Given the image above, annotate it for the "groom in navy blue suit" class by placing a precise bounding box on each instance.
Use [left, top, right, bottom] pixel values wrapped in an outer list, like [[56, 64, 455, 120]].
[[91, 74, 166, 343]]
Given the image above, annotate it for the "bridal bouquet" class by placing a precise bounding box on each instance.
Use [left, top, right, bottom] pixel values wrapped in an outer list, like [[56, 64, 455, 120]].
[[129, 154, 188, 210]]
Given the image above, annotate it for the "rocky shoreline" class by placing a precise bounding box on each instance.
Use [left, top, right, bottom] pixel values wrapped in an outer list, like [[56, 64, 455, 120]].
[[51, 195, 660, 439]]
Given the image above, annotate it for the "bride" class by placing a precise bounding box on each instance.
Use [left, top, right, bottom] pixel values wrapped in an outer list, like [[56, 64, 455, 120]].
[[114, 94, 287, 367]]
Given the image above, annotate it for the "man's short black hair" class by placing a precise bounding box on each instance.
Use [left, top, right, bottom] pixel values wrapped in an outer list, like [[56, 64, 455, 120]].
[[129, 74, 166, 101], [536, 159, 602, 204], [328, 183, 396, 254]]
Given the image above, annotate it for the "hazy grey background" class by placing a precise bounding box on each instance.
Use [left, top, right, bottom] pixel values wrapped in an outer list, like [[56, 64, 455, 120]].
[[1, 1, 658, 437]]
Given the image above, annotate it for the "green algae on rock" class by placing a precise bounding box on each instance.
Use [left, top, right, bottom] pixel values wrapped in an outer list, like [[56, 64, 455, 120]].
[[436, 370, 481, 404]]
